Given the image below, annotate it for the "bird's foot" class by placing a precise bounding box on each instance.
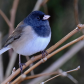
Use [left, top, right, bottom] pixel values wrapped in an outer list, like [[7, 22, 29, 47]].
[[41, 50, 48, 58], [19, 63, 26, 73]]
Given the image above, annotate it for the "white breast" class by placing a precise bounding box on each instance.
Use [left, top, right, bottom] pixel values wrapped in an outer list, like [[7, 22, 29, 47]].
[[12, 33, 51, 56]]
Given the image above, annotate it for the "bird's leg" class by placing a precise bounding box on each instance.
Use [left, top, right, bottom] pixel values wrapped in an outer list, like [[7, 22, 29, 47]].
[[44, 50, 48, 55], [19, 54, 25, 73], [41, 50, 48, 58]]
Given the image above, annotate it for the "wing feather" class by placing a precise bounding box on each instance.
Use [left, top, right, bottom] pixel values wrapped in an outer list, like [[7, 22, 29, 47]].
[[4, 21, 27, 47]]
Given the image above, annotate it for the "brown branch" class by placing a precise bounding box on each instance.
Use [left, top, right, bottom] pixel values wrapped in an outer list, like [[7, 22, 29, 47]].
[[74, 0, 80, 24], [25, 71, 59, 80], [9, 0, 19, 56], [33, 0, 43, 11], [5, 52, 17, 78], [42, 66, 80, 84], [28, 40, 84, 84], [0, 0, 19, 80], [33, 0, 48, 11], [47, 24, 82, 53], [10, 0, 19, 27], [5, 0, 20, 77], [0, 0, 19, 57], [9, 0, 19, 35], [17, 71, 59, 84], [11, 35, 84, 84], [1, 24, 84, 84], [0, 10, 12, 28]]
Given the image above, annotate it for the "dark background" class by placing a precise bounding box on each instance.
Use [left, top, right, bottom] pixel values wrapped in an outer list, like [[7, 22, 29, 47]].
[[0, 0, 84, 84]]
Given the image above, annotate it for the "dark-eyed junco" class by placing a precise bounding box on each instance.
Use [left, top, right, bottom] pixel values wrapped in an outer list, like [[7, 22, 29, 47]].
[[0, 11, 51, 72]]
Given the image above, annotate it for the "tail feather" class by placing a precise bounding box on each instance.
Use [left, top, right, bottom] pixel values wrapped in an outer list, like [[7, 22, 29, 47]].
[[0, 47, 11, 55]]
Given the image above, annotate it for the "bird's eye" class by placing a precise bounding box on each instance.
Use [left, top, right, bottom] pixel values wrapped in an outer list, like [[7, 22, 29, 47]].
[[37, 16, 40, 20]]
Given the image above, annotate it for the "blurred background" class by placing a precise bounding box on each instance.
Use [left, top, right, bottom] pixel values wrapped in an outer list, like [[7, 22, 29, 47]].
[[0, 0, 84, 84]]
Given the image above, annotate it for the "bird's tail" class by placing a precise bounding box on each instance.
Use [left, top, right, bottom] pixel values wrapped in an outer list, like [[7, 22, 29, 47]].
[[0, 47, 10, 55]]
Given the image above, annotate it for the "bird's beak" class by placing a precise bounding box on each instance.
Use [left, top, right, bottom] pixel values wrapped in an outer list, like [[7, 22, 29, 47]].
[[43, 15, 50, 20]]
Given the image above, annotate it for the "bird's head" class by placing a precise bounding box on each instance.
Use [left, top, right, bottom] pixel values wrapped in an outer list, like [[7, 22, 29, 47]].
[[23, 11, 50, 27]]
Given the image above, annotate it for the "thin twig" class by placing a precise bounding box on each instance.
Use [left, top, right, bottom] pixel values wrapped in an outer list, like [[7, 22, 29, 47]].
[[1, 24, 84, 84], [33, 0, 48, 12], [5, 52, 17, 78], [0, 0, 19, 56], [11, 35, 84, 84], [10, 0, 19, 27], [41, 66, 80, 84], [17, 71, 59, 84], [5, 0, 19, 78], [67, 74, 78, 84], [8, 0, 19, 57], [74, 0, 80, 24], [0, 0, 19, 80], [33, 0, 46, 11], [25, 71, 59, 80], [0, 10, 12, 28]]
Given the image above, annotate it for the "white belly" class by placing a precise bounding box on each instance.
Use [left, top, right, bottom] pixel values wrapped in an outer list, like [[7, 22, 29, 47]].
[[12, 33, 51, 56]]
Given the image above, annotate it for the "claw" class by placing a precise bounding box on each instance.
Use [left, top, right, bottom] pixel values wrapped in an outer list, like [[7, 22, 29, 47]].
[[41, 50, 48, 58]]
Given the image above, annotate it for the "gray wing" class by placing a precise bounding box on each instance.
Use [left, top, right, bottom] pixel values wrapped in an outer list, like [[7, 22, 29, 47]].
[[4, 21, 27, 47]]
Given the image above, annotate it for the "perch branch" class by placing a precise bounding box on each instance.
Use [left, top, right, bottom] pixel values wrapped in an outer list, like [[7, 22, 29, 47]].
[[1, 24, 84, 84], [11, 35, 84, 84]]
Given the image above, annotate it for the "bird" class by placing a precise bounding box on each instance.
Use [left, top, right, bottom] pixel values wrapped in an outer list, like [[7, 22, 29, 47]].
[[0, 11, 51, 72]]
